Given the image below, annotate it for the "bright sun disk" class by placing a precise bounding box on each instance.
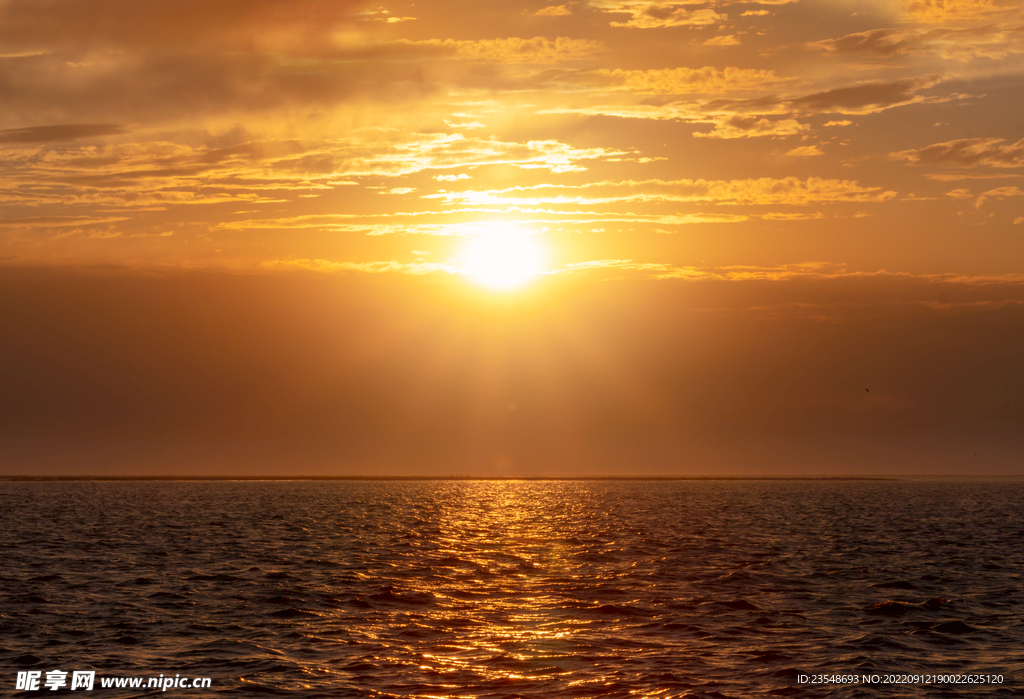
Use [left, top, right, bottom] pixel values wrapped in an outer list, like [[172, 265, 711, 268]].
[[459, 226, 547, 290]]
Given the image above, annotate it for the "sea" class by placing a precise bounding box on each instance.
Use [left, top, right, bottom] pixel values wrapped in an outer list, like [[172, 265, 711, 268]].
[[1, 480, 1022, 698]]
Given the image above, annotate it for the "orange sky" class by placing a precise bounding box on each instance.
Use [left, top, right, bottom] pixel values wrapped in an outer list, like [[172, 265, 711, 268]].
[[1, 0, 1022, 475]]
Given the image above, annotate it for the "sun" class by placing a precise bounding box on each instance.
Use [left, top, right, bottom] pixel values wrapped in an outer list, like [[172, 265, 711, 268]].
[[458, 225, 547, 291]]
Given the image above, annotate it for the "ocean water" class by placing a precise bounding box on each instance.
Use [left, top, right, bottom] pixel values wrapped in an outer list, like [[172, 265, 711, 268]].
[[1, 480, 1022, 698]]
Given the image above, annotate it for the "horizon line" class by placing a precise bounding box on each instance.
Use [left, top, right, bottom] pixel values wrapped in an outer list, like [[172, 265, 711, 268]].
[[0, 475, 1006, 482]]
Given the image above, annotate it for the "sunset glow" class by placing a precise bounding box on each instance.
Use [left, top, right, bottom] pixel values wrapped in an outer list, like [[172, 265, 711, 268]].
[[459, 226, 548, 290], [0, 0, 1022, 476]]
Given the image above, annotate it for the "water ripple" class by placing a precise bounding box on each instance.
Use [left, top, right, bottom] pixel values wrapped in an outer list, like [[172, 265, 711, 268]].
[[1, 480, 1022, 698]]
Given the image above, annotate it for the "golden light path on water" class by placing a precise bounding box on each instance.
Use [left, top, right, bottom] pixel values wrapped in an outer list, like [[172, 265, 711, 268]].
[[413, 482, 588, 686]]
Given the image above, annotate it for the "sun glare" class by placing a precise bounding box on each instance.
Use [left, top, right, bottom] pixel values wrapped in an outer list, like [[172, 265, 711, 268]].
[[459, 225, 547, 291]]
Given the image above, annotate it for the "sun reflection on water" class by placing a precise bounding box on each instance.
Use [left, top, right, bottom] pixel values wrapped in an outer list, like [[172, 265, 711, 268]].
[[401, 481, 604, 686]]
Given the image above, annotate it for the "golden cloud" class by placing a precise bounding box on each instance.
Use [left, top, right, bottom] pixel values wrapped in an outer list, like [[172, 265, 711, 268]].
[[889, 137, 1024, 168], [786, 145, 825, 157], [591, 66, 788, 95], [260, 258, 458, 274], [535, 4, 574, 15], [414, 36, 603, 63], [590, 0, 796, 29], [553, 78, 942, 127], [703, 35, 741, 46], [591, 1, 726, 28], [806, 24, 1024, 61], [694, 116, 809, 139], [0, 215, 130, 228], [904, 0, 1016, 25], [975, 185, 1024, 207], [806, 28, 913, 57], [0, 131, 627, 214], [425, 177, 898, 206], [315, 131, 628, 176]]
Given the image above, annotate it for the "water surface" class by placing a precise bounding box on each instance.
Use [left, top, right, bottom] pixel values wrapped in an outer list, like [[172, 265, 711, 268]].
[[1, 480, 1021, 697]]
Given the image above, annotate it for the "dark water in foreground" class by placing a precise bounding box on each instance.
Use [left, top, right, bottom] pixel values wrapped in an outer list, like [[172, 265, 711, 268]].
[[1, 481, 1022, 698]]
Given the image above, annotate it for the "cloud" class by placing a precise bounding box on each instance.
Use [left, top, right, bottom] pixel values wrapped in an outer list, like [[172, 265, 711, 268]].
[[535, 4, 573, 15], [615, 8, 725, 28], [789, 79, 929, 115], [920, 24, 1024, 60], [0, 0, 596, 63], [944, 183, 1024, 209], [356, 8, 415, 22], [425, 177, 898, 207], [975, 185, 1024, 207], [261, 258, 880, 282], [589, 0, 797, 29], [698, 79, 937, 119], [216, 215, 361, 232], [549, 260, 1024, 284], [805, 24, 1024, 61], [0, 137, 320, 208], [0, 124, 128, 143], [786, 145, 824, 157], [0, 50, 438, 124], [427, 36, 603, 63], [0, 215, 130, 228], [340, 36, 603, 63], [0, 32, 601, 125], [0, 131, 627, 211], [694, 116, 810, 139], [220, 176, 892, 237], [925, 172, 1022, 180], [581, 66, 788, 94], [220, 214, 750, 235], [313, 131, 628, 176], [889, 137, 1024, 168], [0, 0, 1017, 280], [260, 258, 457, 274], [554, 259, 699, 278], [591, 1, 726, 28], [904, 0, 1016, 25], [703, 35, 741, 46], [537, 104, 699, 120], [806, 28, 913, 57], [760, 211, 826, 220], [544, 76, 940, 126], [581, 265, 1024, 298], [0, 0, 365, 54]]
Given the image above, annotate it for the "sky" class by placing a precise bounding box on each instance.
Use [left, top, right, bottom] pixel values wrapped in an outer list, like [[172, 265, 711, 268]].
[[1, 0, 1022, 476]]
